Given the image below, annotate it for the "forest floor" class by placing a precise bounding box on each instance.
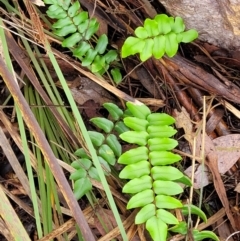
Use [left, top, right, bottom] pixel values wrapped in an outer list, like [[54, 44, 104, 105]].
[[0, 0, 240, 241]]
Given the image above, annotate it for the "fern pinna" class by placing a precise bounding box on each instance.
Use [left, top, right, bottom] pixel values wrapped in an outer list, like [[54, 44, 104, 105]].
[[118, 102, 219, 241], [70, 103, 129, 200]]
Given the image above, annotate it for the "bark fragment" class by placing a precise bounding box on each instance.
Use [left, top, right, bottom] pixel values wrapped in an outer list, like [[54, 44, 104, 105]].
[[159, 0, 240, 50]]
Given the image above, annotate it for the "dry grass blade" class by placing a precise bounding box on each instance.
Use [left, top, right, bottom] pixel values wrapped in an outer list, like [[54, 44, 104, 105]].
[[4, 28, 80, 147], [0, 125, 32, 197], [0, 56, 95, 241], [0, 109, 38, 171], [38, 218, 76, 241], [98, 209, 138, 241], [1, 184, 35, 218], [0, 183, 31, 241], [0, 217, 14, 241]]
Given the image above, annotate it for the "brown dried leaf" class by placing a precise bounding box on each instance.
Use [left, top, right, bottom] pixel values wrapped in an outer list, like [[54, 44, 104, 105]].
[[185, 133, 236, 229], [185, 134, 240, 188], [213, 134, 240, 174], [173, 107, 194, 144], [184, 164, 212, 189]]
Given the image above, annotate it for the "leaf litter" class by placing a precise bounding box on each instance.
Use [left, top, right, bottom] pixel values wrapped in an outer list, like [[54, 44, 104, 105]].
[[1, 0, 240, 240]]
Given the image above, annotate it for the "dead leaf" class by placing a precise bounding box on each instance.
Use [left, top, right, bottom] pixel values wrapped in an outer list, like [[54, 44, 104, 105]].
[[185, 134, 240, 189], [173, 107, 194, 144], [184, 164, 212, 189], [213, 134, 240, 174], [188, 133, 236, 230]]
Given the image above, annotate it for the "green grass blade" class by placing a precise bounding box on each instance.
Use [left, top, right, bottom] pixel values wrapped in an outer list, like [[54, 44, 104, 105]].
[[45, 42, 128, 240], [16, 105, 43, 238]]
